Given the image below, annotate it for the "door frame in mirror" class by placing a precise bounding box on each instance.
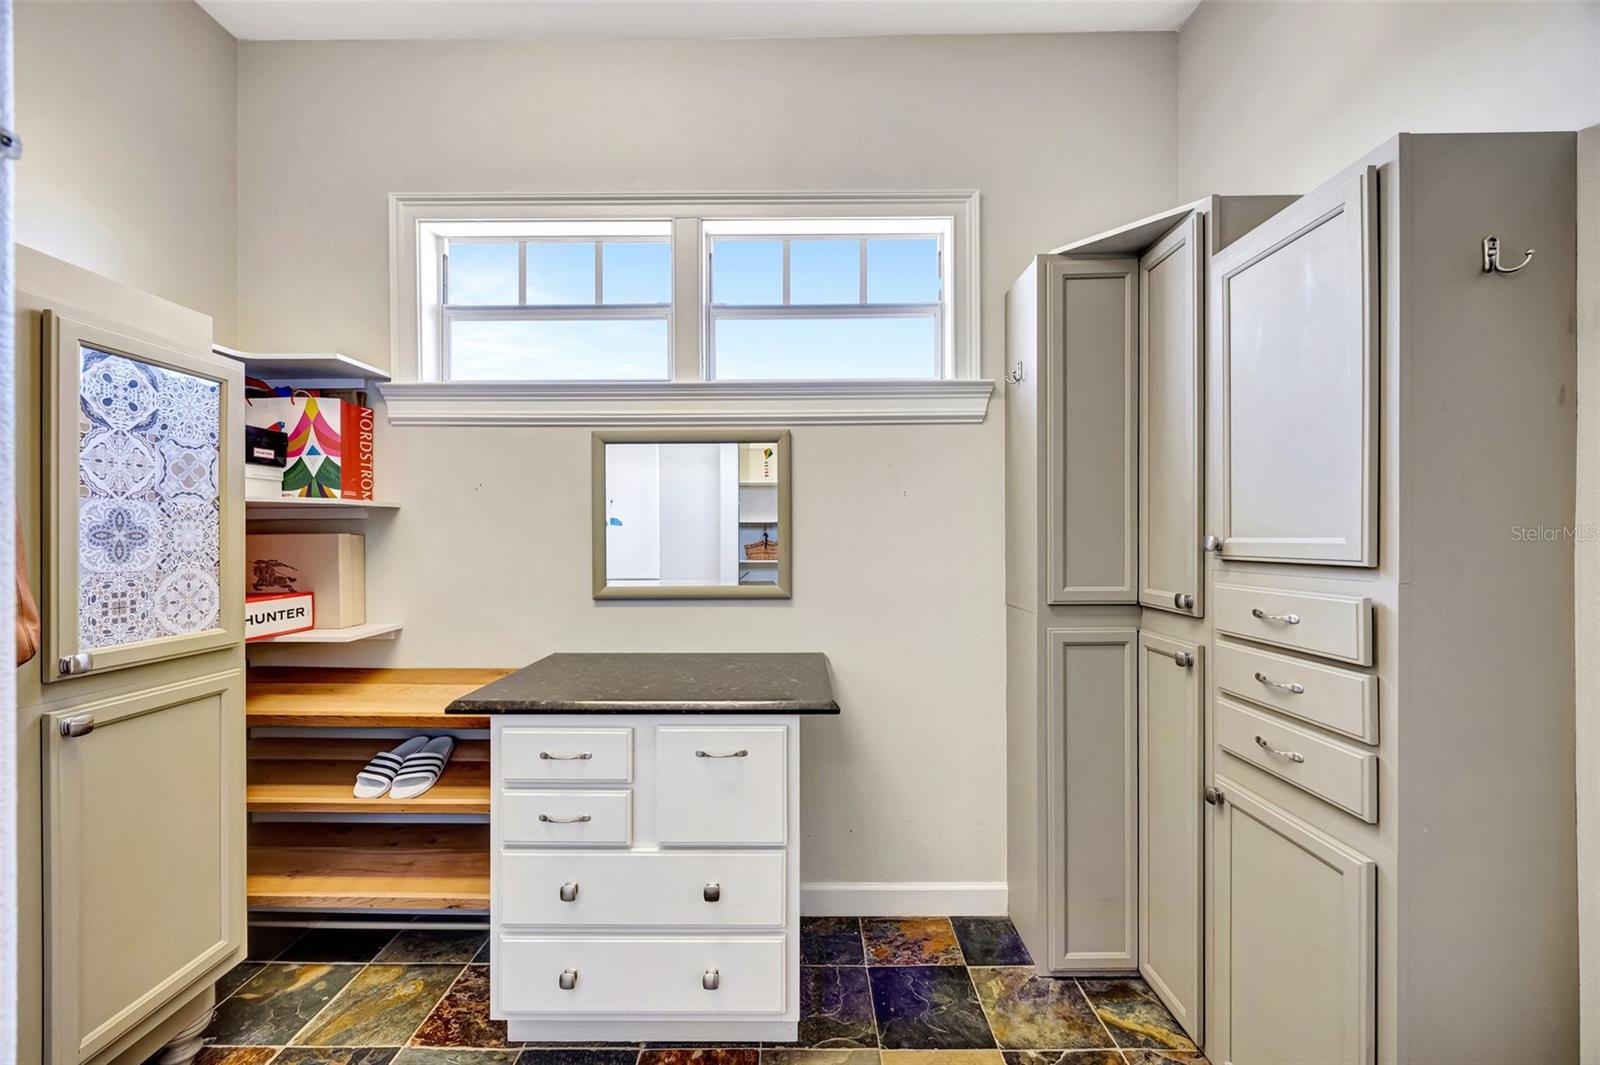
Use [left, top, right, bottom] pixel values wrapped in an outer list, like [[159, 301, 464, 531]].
[[591, 428, 791, 600]]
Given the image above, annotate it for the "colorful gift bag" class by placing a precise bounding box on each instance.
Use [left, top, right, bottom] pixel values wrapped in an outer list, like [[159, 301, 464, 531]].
[[245, 393, 374, 499]]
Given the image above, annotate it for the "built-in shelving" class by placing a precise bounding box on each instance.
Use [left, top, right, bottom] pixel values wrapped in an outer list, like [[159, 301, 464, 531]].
[[247, 737, 489, 815], [246, 667, 508, 729], [216, 346, 390, 383], [246, 497, 400, 519], [256, 621, 403, 644], [247, 822, 490, 912]]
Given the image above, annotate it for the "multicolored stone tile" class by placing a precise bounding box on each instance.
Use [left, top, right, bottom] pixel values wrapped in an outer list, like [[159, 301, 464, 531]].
[[881, 1052, 1004, 1065], [1121, 1052, 1208, 1065], [761, 1051, 880, 1065], [515, 1051, 642, 1065], [948, 919, 1031, 967], [278, 928, 402, 963], [272, 1050, 402, 1065], [801, 918, 865, 966], [392, 1051, 521, 1065], [968, 968, 1108, 1051], [412, 965, 514, 1048], [868, 966, 994, 1050], [295, 963, 465, 1047], [193, 1048, 278, 1065], [638, 1050, 760, 1065], [214, 960, 266, 1002], [787, 965, 876, 1048], [379, 930, 490, 964], [1076, 980, 1195, 1052], [204, 962, 362, 1045], [999, 1054, 1123, 1065], [861, 919, 964, 966]]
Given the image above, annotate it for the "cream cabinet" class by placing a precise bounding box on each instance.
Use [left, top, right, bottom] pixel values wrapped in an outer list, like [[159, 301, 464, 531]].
[[1212, 169, 1378, 567], [1209, 780, 1375, 1065], [1138, 633, 1204, 1043], [1139, 215, 1205, 616]]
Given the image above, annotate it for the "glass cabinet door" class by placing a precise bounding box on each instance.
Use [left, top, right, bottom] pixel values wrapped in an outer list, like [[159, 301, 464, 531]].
[[43, 311, 243, 681]]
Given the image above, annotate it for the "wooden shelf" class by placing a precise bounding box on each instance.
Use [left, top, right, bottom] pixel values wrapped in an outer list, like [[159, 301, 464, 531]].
[[248, 822, 489, 912], [246, 667, 511, 728], [248, 738, 489, 814], [256, 621, 403, 644]]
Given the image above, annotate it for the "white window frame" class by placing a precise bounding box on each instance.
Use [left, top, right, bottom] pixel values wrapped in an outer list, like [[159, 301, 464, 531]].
[[386, 191, 990, 426]]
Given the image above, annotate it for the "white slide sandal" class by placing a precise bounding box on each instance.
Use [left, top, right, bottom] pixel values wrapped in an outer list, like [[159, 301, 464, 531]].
[[353, 736, 429, 798], [388, 736, 455, 800]]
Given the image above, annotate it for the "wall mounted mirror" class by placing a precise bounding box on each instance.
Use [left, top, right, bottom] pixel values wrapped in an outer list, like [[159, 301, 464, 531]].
[[593, 429, 791, 599]]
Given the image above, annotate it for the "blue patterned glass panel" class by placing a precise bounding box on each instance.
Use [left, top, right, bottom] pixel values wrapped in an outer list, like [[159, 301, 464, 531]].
[[77, 347, 222, 649]]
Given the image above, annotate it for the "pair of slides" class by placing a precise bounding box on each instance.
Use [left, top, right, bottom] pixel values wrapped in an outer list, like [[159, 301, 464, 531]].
[[353, 736, 455, 799]]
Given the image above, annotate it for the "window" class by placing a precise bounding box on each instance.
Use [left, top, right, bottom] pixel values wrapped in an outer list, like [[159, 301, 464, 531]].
[[389, 193, 987, 425]]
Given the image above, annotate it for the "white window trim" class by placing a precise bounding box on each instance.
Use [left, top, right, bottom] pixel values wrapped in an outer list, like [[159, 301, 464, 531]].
[[384, 191, 990, 426]]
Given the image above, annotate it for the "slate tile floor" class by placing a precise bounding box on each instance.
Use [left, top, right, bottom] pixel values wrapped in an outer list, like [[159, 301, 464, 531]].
[[184, 917, 1207, 1065]]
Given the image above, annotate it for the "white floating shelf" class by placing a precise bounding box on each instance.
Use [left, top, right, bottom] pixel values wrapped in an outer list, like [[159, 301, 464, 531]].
[[739, 517, 779, 525], [257, 621, 403, 644], [216, 345, 390, 384], [739, 480, 778, 487], [246, 497, 400, 516], [739, 558, 780, 565]]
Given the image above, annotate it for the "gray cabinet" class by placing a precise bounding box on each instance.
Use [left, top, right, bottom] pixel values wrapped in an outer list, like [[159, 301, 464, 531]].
[[1212, 168, 1378, 567], [1138, 633, 1203, 1043], [1209, 779, 1375, 1065], [1139, 216, 1204, 615]]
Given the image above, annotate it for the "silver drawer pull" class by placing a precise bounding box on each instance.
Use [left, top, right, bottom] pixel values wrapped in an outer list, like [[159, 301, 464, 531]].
[[539, 751, 593, 761], [1253, 671, 1305, 694], [703, 882, 721, 903], [538, 814, 593, 824], [1254, 735, 1306, 763], [694, 749, 749, 759], [703, 968, 720, 990], [1173, 592, 1194, 610], [1251, 608, 1301, 625], [559, 968, 578, 990], [559, 881, 579, 902], [58, 712, 95, 739], [1150, 645, 1194, 668]]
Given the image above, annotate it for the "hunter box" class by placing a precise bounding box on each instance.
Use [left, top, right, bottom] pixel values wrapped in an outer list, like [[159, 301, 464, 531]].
[[246, 532, 366, 630]]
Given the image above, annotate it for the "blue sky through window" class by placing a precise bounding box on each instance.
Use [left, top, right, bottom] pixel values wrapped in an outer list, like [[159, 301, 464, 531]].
[[715, 317, 936, 380], [450, 319, 669, 380]]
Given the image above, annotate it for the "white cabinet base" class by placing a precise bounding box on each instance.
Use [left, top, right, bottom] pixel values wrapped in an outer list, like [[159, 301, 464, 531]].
[[508, 1018, 798, 1042]]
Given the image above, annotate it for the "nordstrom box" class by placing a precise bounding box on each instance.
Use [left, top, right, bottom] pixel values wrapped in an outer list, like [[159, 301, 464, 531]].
[[245, 393, 374, 500], [246, 533, 366, 629], [245, 592, 314, 641]]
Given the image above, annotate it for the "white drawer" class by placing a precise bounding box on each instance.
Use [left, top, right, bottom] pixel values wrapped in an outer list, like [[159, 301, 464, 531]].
[[500, 790, 631, 847], [1217, 697, 1377, 823], [497, 934, 786, 1016], [502, 727, 632, 784], [1215, 638, 1378, 744], [1214, 582, 1374, 666], [500, 851, 786, 929], [657, 726, 788, 846]]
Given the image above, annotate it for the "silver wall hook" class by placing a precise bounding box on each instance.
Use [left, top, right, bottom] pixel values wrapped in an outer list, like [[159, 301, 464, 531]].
[[1483, 235, 1535, 275], [1005, 361, 1025, 385]]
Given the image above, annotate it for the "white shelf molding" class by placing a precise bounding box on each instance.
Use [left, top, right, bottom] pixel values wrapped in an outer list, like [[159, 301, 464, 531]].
[[256, 621, 402, 644], [378, 379, 994, 427]]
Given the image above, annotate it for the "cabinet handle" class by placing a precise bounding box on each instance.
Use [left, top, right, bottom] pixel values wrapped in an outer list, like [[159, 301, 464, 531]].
[[703, 882, 721, 903], [1254, 735, 1306, 763], [1203, 785, 1226, 806], [1149, 645, 1194, 669], [1202, 535, 1223, 553], [703, 969, 720, 990], [539, 751, 593, 761], [694, 749, 749, 759], [57, 652, 93, 676], [559, 969, 578, 990], [538, 814, 593, 824], [559, 881, 579, 902], [1253, 671, 1305, 694], [1250, 608, 1301, 625], [58, 712, 95, 739], [1173, 592, 1194, 610]]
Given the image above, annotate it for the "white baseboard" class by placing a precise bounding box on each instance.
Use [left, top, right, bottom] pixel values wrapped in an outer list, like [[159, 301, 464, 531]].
[[800, 881, 1008, 917]]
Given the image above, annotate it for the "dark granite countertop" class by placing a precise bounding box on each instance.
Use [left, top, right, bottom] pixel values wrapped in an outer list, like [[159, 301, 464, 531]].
[[445, 652, 840, 714]]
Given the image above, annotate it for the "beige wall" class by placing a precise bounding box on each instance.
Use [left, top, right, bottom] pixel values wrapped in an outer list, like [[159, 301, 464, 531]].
[[14, 0, 238, 339], [235, 33, 1180, 888], [1177, 0, 1600, 199], [1579, 123, 1599, 1065]]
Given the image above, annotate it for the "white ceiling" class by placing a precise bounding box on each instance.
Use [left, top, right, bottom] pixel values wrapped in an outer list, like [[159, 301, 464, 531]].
[[197, 0, 1203, 42]]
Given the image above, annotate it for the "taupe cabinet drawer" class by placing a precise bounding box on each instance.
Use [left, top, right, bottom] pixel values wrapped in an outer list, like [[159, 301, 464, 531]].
[[501, 727, 633, 784], [1215, 638, 1378, 744], [1214, 582, 1374, 666], [1217, 698, 1378, 823], [501, 790, 632, 846]]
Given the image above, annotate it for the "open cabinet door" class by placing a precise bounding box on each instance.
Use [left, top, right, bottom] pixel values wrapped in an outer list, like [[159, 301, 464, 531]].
[[41, 669, 245, 1063]]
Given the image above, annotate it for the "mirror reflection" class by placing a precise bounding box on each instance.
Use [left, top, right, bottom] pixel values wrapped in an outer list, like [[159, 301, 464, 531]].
[[599, 435, 787, 596]]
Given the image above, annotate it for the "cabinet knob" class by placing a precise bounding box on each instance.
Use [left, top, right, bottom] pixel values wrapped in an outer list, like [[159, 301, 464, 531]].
[[559, 881, 579, 902], [703, 969, 720, 991], [703, 882, 721, 903], [558, 969, 578, 990], [1173, 592, 1194, 610], [58, 652, 93, 676], [58, 712, 95, 739], [1203, 785, 1226, 807], [1202, 535, 1223, 553]]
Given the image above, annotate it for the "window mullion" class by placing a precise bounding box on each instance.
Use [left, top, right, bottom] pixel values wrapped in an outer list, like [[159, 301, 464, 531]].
[[673, 216, 703, 383], [517, 242, 527, 305], [858, 238, 868, 304]]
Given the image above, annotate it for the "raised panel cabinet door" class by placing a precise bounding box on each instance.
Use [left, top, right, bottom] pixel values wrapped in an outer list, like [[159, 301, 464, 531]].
[[1140, 216, 1205, 615], [1045, 258, 1138, 604], [42, 670, 246, 1064], [1213, 168, 1379, 567], [42, 311, 245, 682], [1138, 633, 1204, 1043], [1045, 627, 1137, 972], [1209, 779, 1376, 1065]]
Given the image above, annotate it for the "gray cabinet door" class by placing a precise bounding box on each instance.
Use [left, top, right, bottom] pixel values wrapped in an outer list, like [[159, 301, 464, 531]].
[[1045, 258, 1137, 604], [1045, 627, 1137, 972], [1139, 216, 1204, 616], [1209, 779, 1376, 1065], [1212, 169, 1378, 567], [1138, 633, 1203, 1043], [42, 670, 246, 1063]]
